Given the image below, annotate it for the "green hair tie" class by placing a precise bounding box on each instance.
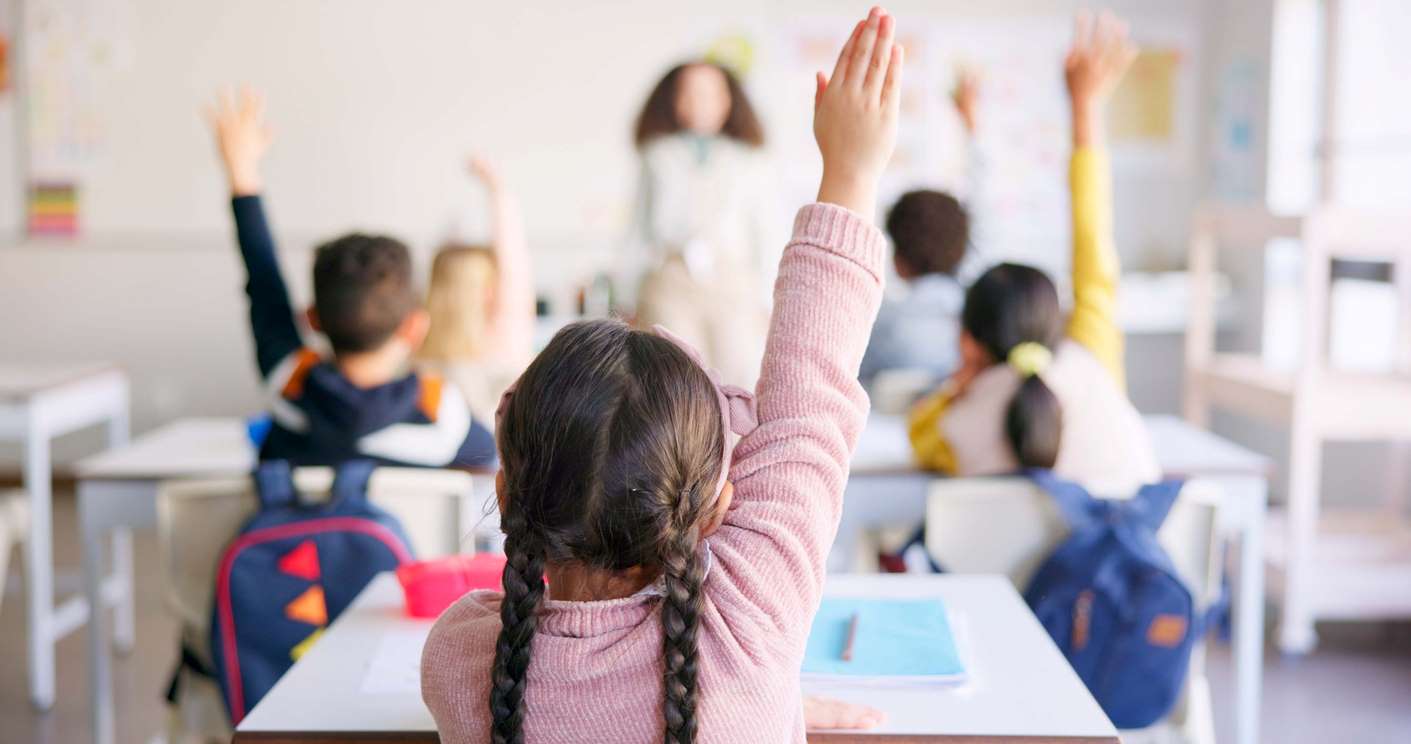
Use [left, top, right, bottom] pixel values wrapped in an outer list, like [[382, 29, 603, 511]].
[[1007, 342, 1052, 378]]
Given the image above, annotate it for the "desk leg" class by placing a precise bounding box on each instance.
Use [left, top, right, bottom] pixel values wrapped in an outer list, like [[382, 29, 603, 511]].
[[1232, 477, 1266, 744], [111, 529, 135, 652], [105, 406, 135, 653], [22, 420, 55, 710], [79, 481, 116, 744]]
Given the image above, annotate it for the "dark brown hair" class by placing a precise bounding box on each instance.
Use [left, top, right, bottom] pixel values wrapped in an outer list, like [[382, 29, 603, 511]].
[[634, 62, 765, 149], [311, 233, 417, 353], [490, 320, 725, 744], [886, 190, 970, 277], [962, 264, 1064, 468]]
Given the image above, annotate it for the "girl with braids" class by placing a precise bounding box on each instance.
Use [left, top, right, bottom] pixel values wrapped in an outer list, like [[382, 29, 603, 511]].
[[421, 8, 902, 742], [908, 11, 1158, 493]]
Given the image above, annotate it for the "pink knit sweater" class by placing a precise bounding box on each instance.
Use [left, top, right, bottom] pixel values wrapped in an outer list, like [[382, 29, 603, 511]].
[[421, 203, 885, 744]]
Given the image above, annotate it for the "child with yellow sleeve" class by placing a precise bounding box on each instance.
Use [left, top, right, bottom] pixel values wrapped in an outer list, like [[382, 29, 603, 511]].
[[908, 11, 1158, 492]]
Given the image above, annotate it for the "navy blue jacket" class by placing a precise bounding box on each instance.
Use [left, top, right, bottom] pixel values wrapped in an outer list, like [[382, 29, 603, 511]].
[[231, 196, 496, 470]]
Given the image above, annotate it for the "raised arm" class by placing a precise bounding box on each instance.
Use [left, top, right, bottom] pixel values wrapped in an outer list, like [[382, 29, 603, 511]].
[[208, 87, 302, 378], [1062, 12, 1135, 389], [709, 7, 900, 628], [468, 156, 535, 365]]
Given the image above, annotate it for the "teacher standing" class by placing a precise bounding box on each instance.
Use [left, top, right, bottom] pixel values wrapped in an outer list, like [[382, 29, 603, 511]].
[[625, 61, 778, 387]]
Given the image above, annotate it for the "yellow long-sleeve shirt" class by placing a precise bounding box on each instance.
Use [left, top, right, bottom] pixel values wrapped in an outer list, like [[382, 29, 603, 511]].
[[909, 147, 1124, 473]]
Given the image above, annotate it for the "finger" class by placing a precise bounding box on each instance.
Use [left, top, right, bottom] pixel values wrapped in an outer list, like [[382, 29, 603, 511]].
[[1073, 10, 1093, 53], [238, 84, 256, 116], [864, 12, 896, 94], [831, 20, 865, 85], [218, 86, 235, 118], [881, 44, 904, 113], [814, 71, 828, 111], [847, 7, 883, 86], [1096, 11, 1118, 56]]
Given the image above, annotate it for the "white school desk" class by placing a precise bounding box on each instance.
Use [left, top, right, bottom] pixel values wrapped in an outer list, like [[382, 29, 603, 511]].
[[76, 417, 255, 744], [841, 413, 1272, 744], [235, 572, 1119, 744], [0, 363, 129, 710]]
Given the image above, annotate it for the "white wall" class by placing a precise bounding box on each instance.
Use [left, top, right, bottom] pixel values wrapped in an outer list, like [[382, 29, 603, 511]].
[[2, 0, 1212, 467]]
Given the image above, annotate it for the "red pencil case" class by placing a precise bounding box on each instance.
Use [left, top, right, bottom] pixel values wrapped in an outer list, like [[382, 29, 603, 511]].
[[395, 554, 508, 619]]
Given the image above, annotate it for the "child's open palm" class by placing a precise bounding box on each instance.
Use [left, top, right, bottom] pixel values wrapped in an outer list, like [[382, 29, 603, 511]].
[[207, 86, 273, 196], [1064, 11, 1137, 109], [813, 6, 904, 216]]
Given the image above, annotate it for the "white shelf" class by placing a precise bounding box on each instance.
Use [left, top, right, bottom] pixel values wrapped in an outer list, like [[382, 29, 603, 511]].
[[1189, 353, 1411, 440], [1266, 509, 1411, 620], [1184, 200, 1411, 653]]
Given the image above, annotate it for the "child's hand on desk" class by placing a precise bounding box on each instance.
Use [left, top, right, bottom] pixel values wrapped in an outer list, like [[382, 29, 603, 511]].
[[206, 86, 273, 197], [813, 6, 904, 218], [804, 695, 886, 731], [1064, 10, 1137, 147]]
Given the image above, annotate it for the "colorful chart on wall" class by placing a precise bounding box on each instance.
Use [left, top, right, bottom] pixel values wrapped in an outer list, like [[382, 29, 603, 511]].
[[23, 0, 134, 236]]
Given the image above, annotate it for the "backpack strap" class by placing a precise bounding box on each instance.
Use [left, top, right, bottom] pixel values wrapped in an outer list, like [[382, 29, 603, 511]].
[[254, 460, 297, 510], [1124, 479, 1185, 532], [329, 459, 377, 508], [1026, 469, 1098, 531]]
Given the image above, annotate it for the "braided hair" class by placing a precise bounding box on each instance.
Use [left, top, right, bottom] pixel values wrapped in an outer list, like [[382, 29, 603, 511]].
[[492, 320, 725, 744]]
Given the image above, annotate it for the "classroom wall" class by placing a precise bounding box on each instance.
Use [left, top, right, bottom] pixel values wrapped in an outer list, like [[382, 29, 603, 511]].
[[0, 0, 1210, 467]]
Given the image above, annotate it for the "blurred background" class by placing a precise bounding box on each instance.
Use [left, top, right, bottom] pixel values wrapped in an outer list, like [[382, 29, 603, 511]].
[[0, 1, 1408, 743]]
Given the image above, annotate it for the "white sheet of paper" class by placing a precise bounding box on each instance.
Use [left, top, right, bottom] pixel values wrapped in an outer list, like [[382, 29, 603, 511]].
[[359, 627, 432, 695]]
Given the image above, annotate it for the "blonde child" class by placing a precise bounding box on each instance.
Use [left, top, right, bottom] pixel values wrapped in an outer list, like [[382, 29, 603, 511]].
[[908, 11, 1158, 492], [419, 157, 536, 423], [421, 8, 902, 742]]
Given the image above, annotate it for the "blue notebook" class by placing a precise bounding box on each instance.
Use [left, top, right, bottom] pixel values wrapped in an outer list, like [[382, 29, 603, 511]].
[[802, 598, 965, 684]]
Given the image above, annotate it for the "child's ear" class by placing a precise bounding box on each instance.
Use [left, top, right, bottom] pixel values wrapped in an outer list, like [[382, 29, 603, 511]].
[[305, 306, 322, 331], [893, 254, 916, 280], [959, 330, 989, 368], [701, 481, 734, 538], [398, 308, 431, 349]]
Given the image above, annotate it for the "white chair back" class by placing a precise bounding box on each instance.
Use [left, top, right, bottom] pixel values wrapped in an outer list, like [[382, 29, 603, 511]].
[[924, 476, 1222, 744]]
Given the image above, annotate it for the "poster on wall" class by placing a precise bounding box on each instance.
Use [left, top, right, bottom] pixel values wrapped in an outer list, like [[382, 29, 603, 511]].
[[24, 0, 133, 237]]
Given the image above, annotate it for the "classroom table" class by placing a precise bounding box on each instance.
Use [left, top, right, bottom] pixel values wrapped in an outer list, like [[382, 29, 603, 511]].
[[841, 413, 1272, 744], [0, 363, 129, 710], [235, 572, 1119, 743], [76, 417, 255, 744]]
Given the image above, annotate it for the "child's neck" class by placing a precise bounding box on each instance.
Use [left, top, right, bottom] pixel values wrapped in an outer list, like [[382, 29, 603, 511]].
[[333, 346, 409, 389], [545, 563, 657, 602]]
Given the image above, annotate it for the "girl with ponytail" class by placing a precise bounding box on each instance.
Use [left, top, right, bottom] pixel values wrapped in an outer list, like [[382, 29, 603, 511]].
[[908, 10, 1158, 492], [422, 8, 900, 743]]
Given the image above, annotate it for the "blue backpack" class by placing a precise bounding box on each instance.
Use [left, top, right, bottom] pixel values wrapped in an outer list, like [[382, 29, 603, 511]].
[[210, 460, 414, 723], [1023, 471, 1200, 730]]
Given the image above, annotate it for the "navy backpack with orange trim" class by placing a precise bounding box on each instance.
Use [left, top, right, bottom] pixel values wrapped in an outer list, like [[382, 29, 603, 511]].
[[210, 460, 414, 723], [1023, 470, 1200, 730]]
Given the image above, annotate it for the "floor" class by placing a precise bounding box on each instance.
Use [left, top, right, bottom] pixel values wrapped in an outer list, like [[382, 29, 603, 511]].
[[2, 492, 1411, 744]]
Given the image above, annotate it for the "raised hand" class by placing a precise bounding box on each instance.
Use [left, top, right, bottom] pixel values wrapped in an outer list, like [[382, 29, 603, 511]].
[[206, 86, 273, 196], [951, 67, 980, 136], [813, 6, 904, 218], [467, 154, 503, 191], [1064, 10, 1137, 147]]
